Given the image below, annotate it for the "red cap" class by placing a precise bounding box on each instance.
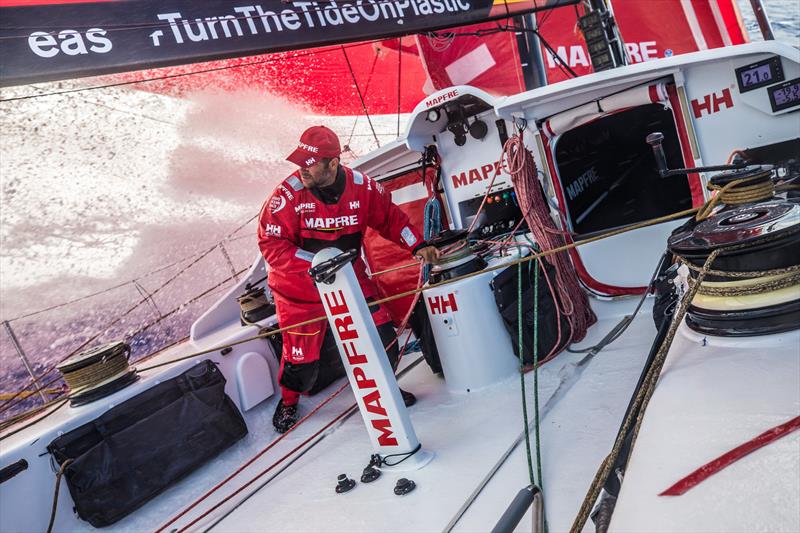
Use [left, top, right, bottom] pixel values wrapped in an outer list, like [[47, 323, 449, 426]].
[[286, 126, 341, 168]]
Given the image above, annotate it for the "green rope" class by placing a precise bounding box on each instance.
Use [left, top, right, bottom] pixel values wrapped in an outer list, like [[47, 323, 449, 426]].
[[532, 257, 548, 533], [518, 249, 548, 532], [518, 260, 536, 486], [532, 259, 544, 490]]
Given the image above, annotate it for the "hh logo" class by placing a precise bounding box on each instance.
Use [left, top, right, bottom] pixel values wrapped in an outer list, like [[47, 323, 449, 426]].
[[291, 347, 303, 357], [691, 88, 734, 118], [264, 223, 281, 236], [305, 157, 317, 166], [428, 293, 458, 315], [349, 201, 360, 209]]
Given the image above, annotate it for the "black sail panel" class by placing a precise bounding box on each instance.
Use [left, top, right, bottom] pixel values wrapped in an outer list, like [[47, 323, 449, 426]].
[[0, 0, 577, 87]]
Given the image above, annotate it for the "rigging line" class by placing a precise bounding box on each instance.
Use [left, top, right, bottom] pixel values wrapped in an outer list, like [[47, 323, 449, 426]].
[[0, 242, 223, 414], [0, 200, 696, 422], [523, 26, 578, 78], [133, 281, 164, 318], [196, 355, 426, 533], [139, 205, 701, 388], [0, 40, 383, 103], [0, 267, 243, 418], [347, 46, 381, 148], [0, 398, 68, 440], [518, 261, 536, 487], [340, 45, 380, 148], [128, 268, 246, 342], [6, 202, 701, 421], [5, 214, 257, 323], [76, 94, 177, 126]]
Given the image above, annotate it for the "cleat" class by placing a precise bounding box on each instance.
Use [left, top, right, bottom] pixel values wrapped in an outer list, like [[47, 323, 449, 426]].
[[400, 388, 417, 407], [272, 400, 298, 433]]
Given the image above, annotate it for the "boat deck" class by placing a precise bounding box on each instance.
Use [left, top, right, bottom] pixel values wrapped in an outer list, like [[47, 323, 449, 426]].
[[137, 296, 656, 533]]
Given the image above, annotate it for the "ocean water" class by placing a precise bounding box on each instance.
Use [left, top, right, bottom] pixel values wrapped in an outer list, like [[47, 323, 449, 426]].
[[0, 2, 798, 419], [738, 0, 800, 45]]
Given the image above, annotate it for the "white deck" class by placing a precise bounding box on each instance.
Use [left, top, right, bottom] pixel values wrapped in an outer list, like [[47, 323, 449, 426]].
[[144, 296, 656, 533], [4, 286, 799, 532], [612, 325, 800, 532]]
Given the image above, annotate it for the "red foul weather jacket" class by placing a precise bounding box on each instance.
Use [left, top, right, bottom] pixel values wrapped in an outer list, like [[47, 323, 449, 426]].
[[258, 165, 424, 366]]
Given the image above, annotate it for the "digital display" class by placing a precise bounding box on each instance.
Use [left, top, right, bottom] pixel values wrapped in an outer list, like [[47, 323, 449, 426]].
[[740, 64, 773, 87], [735, 57, 784, 93], [768, 78, 800, 112]]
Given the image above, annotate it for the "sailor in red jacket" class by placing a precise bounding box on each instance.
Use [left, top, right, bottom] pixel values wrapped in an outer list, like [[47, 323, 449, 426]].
[[258, 126, 439, 433]]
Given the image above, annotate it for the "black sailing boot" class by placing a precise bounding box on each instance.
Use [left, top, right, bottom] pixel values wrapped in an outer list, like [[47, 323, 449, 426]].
[[400, 388, 417, 407], [272, 400, 299, 433]]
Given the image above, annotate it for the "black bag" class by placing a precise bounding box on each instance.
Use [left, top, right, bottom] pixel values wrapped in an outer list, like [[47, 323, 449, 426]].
[[492, 260, 572, 364], [407, 297, 443, 374], [47, 360, 248, 527]]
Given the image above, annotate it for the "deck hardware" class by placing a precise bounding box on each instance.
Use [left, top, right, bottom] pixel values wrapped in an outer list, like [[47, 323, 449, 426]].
[[335, 474, 356, 494], [308, 248, 359, 285], [469, 118, 488, 140], [361, 466, 381, 483], [361, 455, 382, 483], [220, 347, 233, 356], [646, 132, 747, 178], [393, 478, 416, 495], [0, 458, 28, 484]]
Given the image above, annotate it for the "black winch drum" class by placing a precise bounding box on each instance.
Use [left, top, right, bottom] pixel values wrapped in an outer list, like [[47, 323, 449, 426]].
[[427, 229, 487, 284], [708, 164, 774, 189], [668, 200, 800, 281], [56, 341, 138, 406], [667, 199, 800, 336]]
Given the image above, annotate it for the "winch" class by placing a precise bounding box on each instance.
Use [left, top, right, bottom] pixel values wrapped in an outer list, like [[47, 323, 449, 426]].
[[427, 230, 487, 284], [667, 166, 800, 336], [237, 284, 276, 326], [56, 341, 138, 406], [422, 231, 520, 393]]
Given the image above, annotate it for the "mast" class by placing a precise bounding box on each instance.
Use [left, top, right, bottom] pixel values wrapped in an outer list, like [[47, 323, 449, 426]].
[[749, 0, 775, 40], [515, 14, 548, 90]]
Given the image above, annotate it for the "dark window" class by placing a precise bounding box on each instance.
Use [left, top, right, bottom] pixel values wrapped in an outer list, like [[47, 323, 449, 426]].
[[554, 104, 692, 235]]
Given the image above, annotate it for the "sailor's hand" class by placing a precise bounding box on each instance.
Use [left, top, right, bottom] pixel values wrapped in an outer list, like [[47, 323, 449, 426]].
[[414, 245, 440, 264]]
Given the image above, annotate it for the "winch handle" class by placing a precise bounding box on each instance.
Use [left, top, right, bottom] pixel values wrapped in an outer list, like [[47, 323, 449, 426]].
[[646, 131, 748, 178], [308, 248, 359, 285], [646, 132, 668, 177]]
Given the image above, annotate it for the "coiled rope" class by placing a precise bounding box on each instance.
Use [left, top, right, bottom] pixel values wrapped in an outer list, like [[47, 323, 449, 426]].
[[502, 129, 597, 347], [695, 174, 778, 222], [694, 268, 800, 297]]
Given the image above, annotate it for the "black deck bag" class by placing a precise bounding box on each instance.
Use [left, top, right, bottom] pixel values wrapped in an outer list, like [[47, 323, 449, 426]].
[[407, 298, 443, 374], [492, 260, 573, 364], [47, 360, 247, 527]]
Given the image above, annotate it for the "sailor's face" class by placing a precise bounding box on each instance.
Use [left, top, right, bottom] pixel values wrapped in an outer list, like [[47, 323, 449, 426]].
[[299, 158, 337, 188]]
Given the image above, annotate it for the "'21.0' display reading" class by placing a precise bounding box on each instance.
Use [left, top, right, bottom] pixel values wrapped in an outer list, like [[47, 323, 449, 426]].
[[740, 64, 773, 87], [735, 57, 783, 93], [768, 78, 800, 112]]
